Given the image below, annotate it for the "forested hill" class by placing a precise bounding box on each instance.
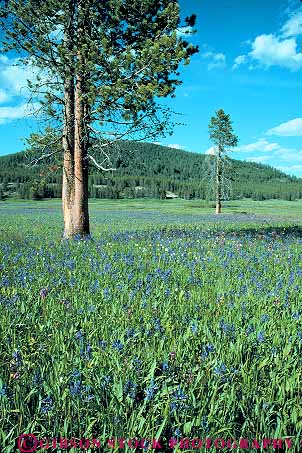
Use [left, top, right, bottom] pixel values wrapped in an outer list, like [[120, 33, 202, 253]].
[[0, 140, 301, 201]]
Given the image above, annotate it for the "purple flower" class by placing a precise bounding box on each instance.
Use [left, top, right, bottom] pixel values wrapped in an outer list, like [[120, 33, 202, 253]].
[[257, 331, 265, 343], [40, 288, 49, 299]]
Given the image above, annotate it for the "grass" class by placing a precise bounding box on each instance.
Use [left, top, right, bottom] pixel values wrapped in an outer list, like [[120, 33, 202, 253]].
[[0, 198, 302, 452]]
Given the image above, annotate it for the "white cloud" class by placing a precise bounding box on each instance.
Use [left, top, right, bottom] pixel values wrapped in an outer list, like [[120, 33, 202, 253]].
[[201, 50, 226, 70], [1, 60, 39, 97], [277, 164, 302, 172], [205, 146, 216, 155], [249, 34, 302, 71], [167, 143, 187, 150], [0, 55, 9, 64], [282, 12, 302, 37], [266, 118, 302, 136], [0, 103, 40, 125], [237, 139, 281, 152], [232, 55, 247, 69], [234, 11, 302, 71], [0, 89, 10, 104], [246, 156, 272, 163]]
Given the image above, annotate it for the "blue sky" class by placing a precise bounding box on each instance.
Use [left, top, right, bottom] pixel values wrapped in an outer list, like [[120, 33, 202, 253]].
[[1, 0, 302, 176]]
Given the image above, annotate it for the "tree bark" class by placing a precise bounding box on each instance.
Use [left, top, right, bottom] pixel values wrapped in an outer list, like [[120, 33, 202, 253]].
[[72, 3, 90, 237], [62, 0, 76, 239], [216, 145, 222, 214], [73, 69, 90, 237], [62, 0, 90, 239]]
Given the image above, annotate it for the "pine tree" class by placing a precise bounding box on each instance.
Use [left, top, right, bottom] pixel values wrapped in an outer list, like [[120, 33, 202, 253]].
[[0, 0, 198, 237], [208, 109, 238, 214]]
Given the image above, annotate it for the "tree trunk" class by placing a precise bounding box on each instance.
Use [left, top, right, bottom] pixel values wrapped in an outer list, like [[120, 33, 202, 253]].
[[216, 146, 222, 214], [62, 79, 75, 238], [72, 3, 90, 238], [62, 0, 90, 239], [62, 0, 76, 239], [73, 68, 90, 237]]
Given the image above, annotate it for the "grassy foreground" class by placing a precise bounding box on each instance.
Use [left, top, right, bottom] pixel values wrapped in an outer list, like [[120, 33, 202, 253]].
[[0, 199, 302, 452]]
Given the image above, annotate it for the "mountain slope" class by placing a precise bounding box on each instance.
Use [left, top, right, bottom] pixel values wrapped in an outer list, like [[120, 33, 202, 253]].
[[0, 140, 301, 201]]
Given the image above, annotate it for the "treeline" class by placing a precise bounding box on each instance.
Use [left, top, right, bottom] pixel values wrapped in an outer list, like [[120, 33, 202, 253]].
[[0, 140, 301, 201]]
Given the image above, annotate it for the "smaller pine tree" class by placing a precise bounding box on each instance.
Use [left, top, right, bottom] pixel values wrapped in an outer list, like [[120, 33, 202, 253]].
[[208, 109, 238, 214]]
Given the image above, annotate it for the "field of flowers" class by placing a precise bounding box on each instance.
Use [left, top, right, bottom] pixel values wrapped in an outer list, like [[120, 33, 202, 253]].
[[1, 200, 302, 452]]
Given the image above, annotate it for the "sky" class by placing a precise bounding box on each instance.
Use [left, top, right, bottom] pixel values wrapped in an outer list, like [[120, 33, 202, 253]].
[[1, 0, 302, 176]]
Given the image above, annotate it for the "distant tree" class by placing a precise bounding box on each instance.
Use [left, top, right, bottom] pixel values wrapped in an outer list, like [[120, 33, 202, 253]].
[[2, 176, 8, 192], [208, 109, 238, 214]]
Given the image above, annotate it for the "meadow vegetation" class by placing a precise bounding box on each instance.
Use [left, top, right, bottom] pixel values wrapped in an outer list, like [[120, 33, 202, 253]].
[[1, 199, 302, 451]]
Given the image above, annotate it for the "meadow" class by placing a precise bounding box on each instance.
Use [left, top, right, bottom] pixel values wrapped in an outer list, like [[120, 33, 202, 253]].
[[1, 198, 302, 452]]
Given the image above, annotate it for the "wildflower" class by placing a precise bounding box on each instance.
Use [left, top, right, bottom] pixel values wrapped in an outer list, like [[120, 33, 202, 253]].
[[260, 314, 270, 323], [40, 396, 53, 414], [33, 371, 43, 387], [219, 319, 236, 340], [11, 372, 20, 380], [112, 340, 124, 352], [200, 343, 215, 361], [174, 428, 181, 438], [132, 356, 142, 371], [169, 351, 176, 360], [124, 380, 137, 399], [257, 331, 265, 343], [101, 375, 111, 390], [0, 384, 7, 397], [126, 328, 135, 338], [75, 330, 83, 340], [40, 288, 49, 299], [246, 324, 254, 336], [162, 361, 169, 372], [145, 379, 158, 401], [191, 324, 198, 335], [82, 385, 94, 402], [172, 387, 187, 401], [214, 363, 227, 376], [81, 343, 92, 361], [201, 416, 209, 433], [98, 339, 107, 350], [292, 312, 300, 320], [12, 350, 22, 366]]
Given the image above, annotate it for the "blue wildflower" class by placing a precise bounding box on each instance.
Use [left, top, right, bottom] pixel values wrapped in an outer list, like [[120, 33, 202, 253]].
[[101, 375, 111, 389], [200, 343, 215, 361], [40, 288, 49, 299], [70, 380, 81, 397], [75, 330, 83, 340], [260, 314, 270, 323], [145, 379, 158, 401], [246, 324, 254, 336], [191, 324, 198, 335], [0, 384, 7, 397], [124, 380, 137, 399], [174, 428, 181, 438], [40, 396, 53, 414], [98, 339, 107, 350], [112, 340, 124, 352], [162, 361, 169, 372], [257, 331, 265, 343]]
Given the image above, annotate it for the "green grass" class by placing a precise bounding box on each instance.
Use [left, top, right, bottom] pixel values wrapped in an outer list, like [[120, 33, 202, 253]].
[[0, 199, 302, 452]]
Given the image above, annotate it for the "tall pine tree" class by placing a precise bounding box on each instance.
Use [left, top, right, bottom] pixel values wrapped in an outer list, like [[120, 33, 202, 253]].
[[0, 0, 198, 237]]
